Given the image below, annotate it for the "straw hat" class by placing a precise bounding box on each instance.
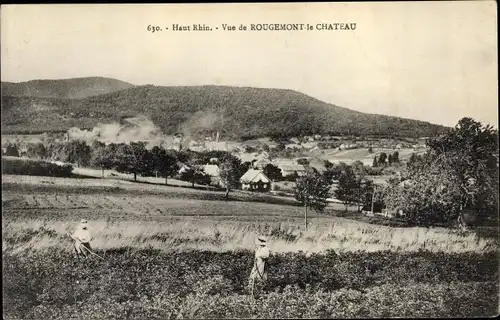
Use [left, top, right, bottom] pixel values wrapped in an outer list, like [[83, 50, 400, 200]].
[[257, 236, 267, 245], [80, 219, 88, 229]]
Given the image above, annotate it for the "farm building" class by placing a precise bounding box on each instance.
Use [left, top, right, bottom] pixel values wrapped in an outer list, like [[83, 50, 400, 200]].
[[276, 164, 307, 177], [253, 158, 271, 169], [188, 140, 206, 152], [289, 137, 300, 144], [301, 142, 318, 150], [203, 164, 222, 186], [285, 143, 301, 150], [177, 162, 192, 174], [206, 141, 228, 151], [307, 158, 327, 173], [240, 169, 271, 192]]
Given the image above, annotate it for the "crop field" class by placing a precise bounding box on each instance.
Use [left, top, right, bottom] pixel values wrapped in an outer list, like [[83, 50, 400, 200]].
[[313, 147, 428, 165], [2, 174, 499, 319]]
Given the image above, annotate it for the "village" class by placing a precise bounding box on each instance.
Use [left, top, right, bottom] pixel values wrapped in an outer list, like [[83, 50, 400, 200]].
[[1, 126, 429, 220]]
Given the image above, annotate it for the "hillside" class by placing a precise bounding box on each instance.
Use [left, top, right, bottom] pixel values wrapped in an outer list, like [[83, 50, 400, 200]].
[[1, 83, 449, 138], [1, 77, 134, 99]]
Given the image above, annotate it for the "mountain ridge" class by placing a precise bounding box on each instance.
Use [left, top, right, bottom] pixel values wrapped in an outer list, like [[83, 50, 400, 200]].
[[1, 78, 449, 139], [1, 77, 134, 99]]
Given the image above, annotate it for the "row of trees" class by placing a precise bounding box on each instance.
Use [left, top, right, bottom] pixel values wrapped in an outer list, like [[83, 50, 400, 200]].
[[372, 151, 400, 167], [2, 139, 250, 193]]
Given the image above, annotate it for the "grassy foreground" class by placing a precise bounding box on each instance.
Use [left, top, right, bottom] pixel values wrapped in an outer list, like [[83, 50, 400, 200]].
[[3, 249, 498, 319], [2, 176, 499, 318]]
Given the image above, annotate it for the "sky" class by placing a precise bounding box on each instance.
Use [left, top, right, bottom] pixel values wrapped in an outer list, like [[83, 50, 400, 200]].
[[1, 2, 497, 128]]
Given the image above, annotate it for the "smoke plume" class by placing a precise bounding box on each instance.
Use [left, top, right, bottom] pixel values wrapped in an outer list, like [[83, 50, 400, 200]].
[[67, 115, 172, 149]]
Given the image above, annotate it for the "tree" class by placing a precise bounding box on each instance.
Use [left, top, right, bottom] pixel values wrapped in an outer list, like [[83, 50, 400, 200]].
[[426, 117, 498, 226], [378, 152, 388, 167], [263, 163, 282, 181], [219, 156, 243, 199], [26, 142, 47, 159], [368, 146, 373, 153], [384, 118, 498, 227], [90, 141, 113, 178], [324, 160, 334, 170], [392, 151, 400, 164], [5, 143, 20, 157], [114, 142, 153, 182], [180, 167, 197, 188], [295, 168, 332, 230], [150, 146, 179, 185], [335, 166, 357, 211], [372, 155, 379, 167], [275, 142, 286, 152], [351, 160, 366, 177], [64, 140, 91, 167], [46, 142, 65, 161], [297, 158, 310, 165], [354, 179, 374, 212], [194, 170, 212, 187]]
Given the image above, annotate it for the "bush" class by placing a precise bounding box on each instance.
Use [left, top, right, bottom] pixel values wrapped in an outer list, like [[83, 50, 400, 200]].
[[2, 158, 73, 177]]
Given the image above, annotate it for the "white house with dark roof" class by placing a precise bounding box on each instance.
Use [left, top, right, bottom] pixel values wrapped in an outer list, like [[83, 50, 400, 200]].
[[240, 169, 271, 192], [203, 164, 223, 186]]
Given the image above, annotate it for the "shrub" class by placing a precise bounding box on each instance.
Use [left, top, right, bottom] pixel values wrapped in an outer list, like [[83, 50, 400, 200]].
[[2, 158, 73, 177]]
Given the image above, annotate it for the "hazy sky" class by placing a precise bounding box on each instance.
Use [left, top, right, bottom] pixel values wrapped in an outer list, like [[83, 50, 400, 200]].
[[1, 2, 497, 128]]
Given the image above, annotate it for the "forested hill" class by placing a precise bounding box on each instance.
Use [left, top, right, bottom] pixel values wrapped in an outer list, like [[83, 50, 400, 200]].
[[1, 77, 134, 99], [1, 83, 449, 138]]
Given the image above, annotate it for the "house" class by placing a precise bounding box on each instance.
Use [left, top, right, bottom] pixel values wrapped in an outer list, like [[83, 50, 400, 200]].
[[277, 164, 307, 177], [177, 162, 192, 174], [240, 169, 271, 192], [307, 158, 327, 173], [203, 164, 222, 186], [253, 158, 271, 169], [301, 142, 318, 150], [206, 141, 228, 151], [289, 137, 300, 144], [285, 143, 301, 150]]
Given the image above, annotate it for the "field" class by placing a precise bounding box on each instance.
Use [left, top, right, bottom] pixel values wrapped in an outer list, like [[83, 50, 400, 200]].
[[2, 174, 499, 319], [313, 147, 428, 166]]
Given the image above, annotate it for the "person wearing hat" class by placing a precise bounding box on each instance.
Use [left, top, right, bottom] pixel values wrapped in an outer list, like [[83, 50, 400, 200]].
[[70, 219, 93, 257], [248, 236, 270, 294]]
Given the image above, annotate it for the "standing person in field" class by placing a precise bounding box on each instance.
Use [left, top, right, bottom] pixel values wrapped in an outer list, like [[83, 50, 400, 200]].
[[70, 219, 93, 258], [248, 236, 270, 296]]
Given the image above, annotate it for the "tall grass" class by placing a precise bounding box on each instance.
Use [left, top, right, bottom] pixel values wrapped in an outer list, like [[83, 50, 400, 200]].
[[3, 218, 496, 255]]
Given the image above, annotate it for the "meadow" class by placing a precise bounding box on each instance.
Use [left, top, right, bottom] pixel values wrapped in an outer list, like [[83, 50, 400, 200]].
[[2, 174, 499, 319]]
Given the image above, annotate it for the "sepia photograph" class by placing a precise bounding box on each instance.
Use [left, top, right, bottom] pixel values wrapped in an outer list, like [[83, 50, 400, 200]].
[[1, 2, 498, 319]]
